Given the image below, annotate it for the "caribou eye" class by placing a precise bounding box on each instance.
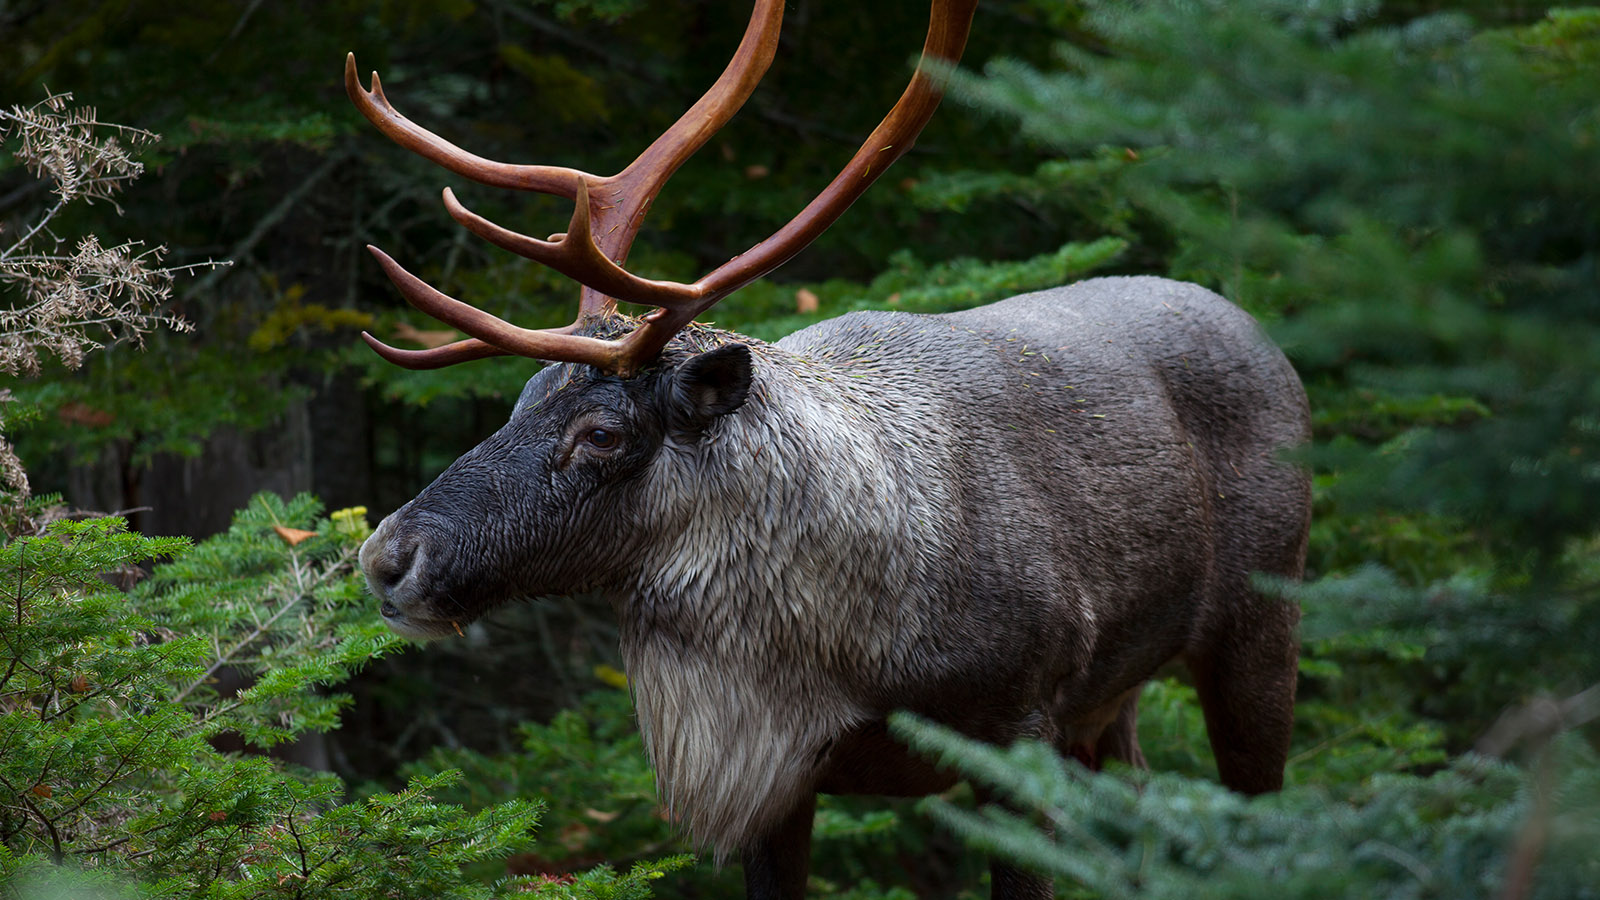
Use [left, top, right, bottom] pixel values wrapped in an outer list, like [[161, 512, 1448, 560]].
[[586, 428, 618, 449]]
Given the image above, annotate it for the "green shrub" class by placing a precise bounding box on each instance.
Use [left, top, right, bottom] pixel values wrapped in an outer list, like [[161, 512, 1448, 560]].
[[892, 713, 1600, 900], [0, 495, 683, 899]]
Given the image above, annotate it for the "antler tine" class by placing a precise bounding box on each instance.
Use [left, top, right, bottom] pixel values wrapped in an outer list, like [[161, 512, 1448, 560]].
[[360, 333, 510, 370], [566, 0, 786, 318], [442, 183, 705, 311], [366, 246, 628, 370], [345, 53, 587, 197]]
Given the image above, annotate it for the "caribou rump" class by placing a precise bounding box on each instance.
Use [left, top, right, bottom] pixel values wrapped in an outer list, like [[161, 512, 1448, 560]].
[[348, 1, 1311, 896]]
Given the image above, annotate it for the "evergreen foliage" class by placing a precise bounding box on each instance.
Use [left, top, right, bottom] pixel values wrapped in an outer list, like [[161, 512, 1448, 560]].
[[927, 0, 1600, 719], [398, 687, 675, 880], [134, 494, 398, 746], [0, 499, 683, 899], [891, 712, 1600, 900]]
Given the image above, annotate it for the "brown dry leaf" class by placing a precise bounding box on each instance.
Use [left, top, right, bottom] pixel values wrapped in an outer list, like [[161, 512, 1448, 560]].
[[272, 525, 317, 546], [393, 321, 460, 349], [57, 401, 114, 428], [743, 164, 770, 179], [886, 292, 901, 305], [795, 288, 819, 314], [70, 673, 89, 693], [558, 821, 592, 850], [31, 783, 51, 798]]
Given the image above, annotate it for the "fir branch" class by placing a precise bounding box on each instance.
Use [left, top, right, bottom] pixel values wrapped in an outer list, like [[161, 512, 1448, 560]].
[[171, 591, 308, 706]]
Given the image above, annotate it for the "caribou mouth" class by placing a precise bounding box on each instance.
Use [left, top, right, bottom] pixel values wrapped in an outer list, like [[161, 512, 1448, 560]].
[[378, 603, 466, 641]]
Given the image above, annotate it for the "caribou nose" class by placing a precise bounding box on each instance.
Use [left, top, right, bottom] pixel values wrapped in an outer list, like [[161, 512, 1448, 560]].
[[363, 540, 416, 594], [359, 519, 421, 602], [359, 516, 454, 640], [371, 541, 417, 593]]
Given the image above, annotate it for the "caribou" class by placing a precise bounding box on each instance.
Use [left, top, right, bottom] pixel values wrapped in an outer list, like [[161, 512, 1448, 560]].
[[349, 1, 1311, 896]]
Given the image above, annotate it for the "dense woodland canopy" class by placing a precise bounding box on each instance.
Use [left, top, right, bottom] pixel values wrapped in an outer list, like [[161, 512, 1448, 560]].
[[2, 0, 1598, 897]]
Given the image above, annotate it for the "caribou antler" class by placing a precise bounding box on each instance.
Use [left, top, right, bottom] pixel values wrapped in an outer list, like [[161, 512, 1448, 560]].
[[352, 0, 979, 377]]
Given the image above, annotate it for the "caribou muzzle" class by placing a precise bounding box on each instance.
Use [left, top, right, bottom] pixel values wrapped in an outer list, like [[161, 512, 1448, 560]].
[[360, 513, 461, 640]]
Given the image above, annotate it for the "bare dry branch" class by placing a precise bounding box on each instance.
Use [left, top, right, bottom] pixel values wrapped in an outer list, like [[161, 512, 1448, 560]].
[[0, 91, 226, 523]]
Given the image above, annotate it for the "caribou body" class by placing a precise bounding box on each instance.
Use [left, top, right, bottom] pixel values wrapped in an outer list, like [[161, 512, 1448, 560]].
[[362, 276, 1310, 894]]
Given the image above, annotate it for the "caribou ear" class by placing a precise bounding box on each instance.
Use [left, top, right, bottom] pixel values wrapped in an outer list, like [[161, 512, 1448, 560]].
[[666, 343, 752, 429]]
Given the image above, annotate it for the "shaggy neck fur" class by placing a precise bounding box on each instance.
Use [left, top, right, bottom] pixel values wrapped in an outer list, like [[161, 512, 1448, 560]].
[[615, 340, 964, 855]]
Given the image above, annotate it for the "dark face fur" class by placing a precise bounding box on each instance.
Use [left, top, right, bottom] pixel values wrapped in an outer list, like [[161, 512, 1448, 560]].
[[361, 341, 752, 639]]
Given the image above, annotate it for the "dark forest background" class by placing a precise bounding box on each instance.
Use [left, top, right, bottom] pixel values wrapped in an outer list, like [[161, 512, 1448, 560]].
[[2, 0, 1597, 897]]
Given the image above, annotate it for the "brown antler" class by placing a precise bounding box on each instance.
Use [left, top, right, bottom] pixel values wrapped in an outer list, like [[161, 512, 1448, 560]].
[[353, 0, 978, 377]]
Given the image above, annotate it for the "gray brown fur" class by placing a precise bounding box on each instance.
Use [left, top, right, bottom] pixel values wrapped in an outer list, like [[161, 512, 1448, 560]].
[[361, 276, 1311, 898]]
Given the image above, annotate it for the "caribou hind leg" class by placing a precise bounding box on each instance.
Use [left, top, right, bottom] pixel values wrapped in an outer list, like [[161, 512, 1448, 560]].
[[1185, 592, 1300, 795], [1186, 439, 1309, 795]]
